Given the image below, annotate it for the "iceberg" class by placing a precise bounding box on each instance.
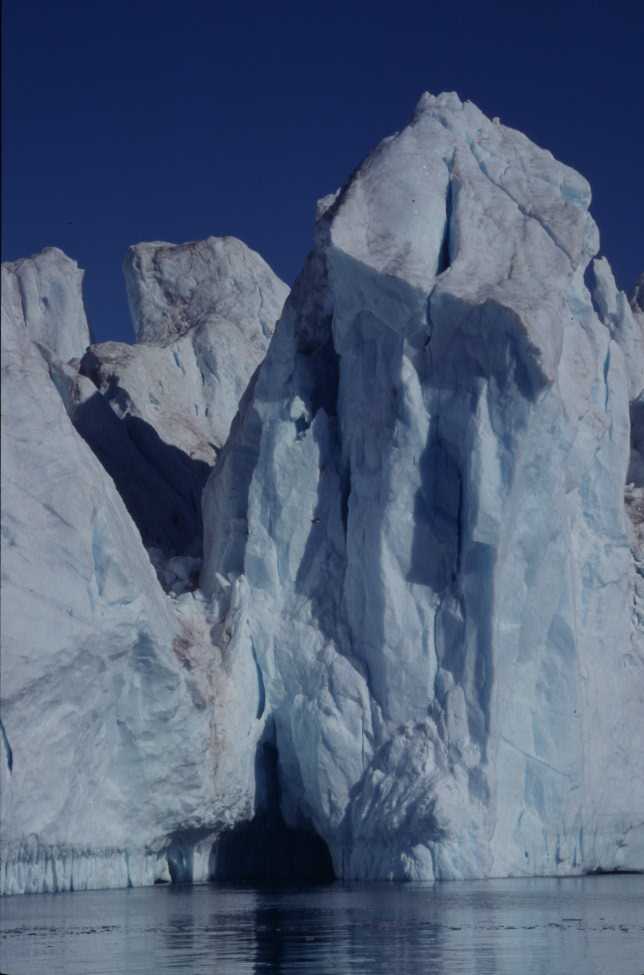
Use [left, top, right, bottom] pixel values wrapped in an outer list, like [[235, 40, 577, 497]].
[[1, 93, 642, 893], [2, 247, 91, 362], [201, 92, 644, 880], [0, 241, 283, 894], [76, 237, 288, 559]]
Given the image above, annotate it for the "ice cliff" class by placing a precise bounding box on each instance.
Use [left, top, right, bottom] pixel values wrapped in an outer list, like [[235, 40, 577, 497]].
[[0, 242, 287, 893], [1, 92, 643, 894], [202, 92, 644, 881], [77, 237, 288, 560]]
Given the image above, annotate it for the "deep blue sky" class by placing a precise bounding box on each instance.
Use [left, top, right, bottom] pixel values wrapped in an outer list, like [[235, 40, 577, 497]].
[[3, 0, 643, 343]]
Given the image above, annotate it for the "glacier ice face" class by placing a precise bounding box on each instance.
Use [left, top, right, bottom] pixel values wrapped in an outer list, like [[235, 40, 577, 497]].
[[589, 263, 644, 654], [632, 274, 644, 316], [624, 275, 644, 661], [2, 247, 90, 362], [590, 257, 644, 401], [202, 92, 644, 880], [2, 95, 642, 896], [0, 249, 265, 895], [124, 236, 286, 347], [94, 236, 289, 459], [73, 236, 288, 557]]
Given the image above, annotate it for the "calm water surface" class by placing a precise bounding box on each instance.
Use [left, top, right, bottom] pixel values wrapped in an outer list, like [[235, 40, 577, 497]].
[[1, 875, 643, 975]]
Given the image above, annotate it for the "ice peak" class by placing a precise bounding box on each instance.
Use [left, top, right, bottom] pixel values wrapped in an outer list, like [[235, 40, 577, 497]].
[[2, 246, 90, 362], [413, 90, 464, 118], [2, 94, 642, 896], [201, 92, 644, 883], [632, 273, 644, 315], [4, 245, 78, 270], [124, 235, 288, 346]]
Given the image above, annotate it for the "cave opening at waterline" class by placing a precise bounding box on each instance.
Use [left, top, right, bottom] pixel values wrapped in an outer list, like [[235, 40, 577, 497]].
[[211, 743, 335, 886]]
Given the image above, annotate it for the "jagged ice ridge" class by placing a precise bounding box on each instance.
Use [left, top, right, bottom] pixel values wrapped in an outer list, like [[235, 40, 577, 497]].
[[1, 93, 643, 894]]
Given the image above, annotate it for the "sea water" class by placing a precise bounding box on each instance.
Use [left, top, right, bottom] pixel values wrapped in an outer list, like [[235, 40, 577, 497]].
[[1, 875, 643, 974]]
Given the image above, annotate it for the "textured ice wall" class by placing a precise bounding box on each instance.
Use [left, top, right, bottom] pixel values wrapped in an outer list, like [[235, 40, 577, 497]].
[[93, 236, 288, 461], [2, 96, 642, 895], [624, 277, 644, 662], [202, 92, 644, 880], [75, 237, 289, 557], [2, 247, 90, 362], [124, 236, 286, 347], [627, 274, 644, 486], [589, 261, 644, 658], [1, 251, 263, 895]]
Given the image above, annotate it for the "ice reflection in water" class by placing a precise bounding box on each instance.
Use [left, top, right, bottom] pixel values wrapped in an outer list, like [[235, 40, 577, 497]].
[[1, 876, 643, 975]]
